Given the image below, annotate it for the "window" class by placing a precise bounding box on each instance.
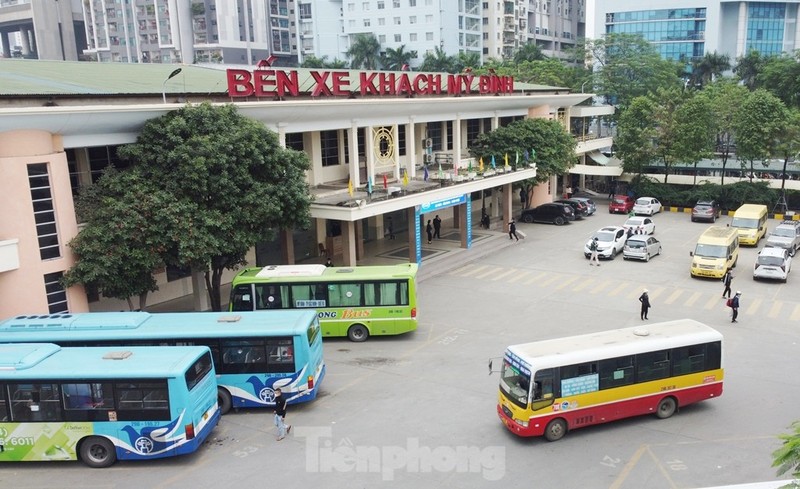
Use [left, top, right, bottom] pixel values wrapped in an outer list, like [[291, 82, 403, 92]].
[[636, 350, 671, 382], [410, 32, 417, 41], [267, 338, 295, 372], [394, 16, 401, 25], [28, 164, 60, 260], [409, 15, 416, 24], [362, 1, 369, 10], [254, 284, 287, 309], [347, 2, 355, 11], [378, 0, 384, 8], [320, 130, 340, 167], [62, 382, 114, 421], [410, 0, 416, 5], [427, 122, 442, 151], [426, 32, 434, 41], [425, 14, 433, 23], [290, 283, 328, 307], [379, 34, 386, 43], [285, 132, 304, 151], [364, 18, 371, 27], [115, 380, 170, 421], [394, 34, 402, 42], [393, 0, 400, 7], [327, 282, 362, 307], [378, 17, 385, 26], [363, 281, 409, 306], [532, 368, 555, 400], [307, 321, 321, 346], [44, 272, 68, 313], [9, 383, 62, 422], [184, 351, 213, 390], [560, 361, 599, 396], [599, 355, 635, 389]]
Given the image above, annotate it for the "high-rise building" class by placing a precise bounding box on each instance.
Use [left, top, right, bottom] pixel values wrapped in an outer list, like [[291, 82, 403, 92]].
[[594, 0, 800, 63], [0, 0, 87, 60]]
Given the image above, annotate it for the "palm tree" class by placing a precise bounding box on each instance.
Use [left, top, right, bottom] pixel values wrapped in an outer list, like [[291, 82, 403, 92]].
[[772, 421, 800, 485], [419, 46, 456, 73], [454, 52, 482, 73], [301, 55, 328, 68], [690, 52, 731, 88], [381, 45, 414, 71], [347, 33, 382, 70], [513, 43, 546, 64], [734, 50, 764, 90]]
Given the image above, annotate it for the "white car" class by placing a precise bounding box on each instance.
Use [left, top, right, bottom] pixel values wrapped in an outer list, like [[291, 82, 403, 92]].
[[623, 216, 655, 235], [633, 197, 662, 216], [753, 247, 792, 283], [584, 226, 627, 260], [623, 235, 662, 262]]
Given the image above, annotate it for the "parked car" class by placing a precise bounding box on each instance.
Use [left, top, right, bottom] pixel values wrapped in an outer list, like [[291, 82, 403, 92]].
[[753, 246, 792, 283], [765, 220, 800, 256], [633, 197, 662, 216], [623, 216, 655, 235], [571, 197, 597, 216], [520, 203, 575, 225], [584, 226, 627, 260], [691, 200, 722, 223], [623, 235, 662, 262], [609, 195, 635, 214], [555, 199, 589, 219]]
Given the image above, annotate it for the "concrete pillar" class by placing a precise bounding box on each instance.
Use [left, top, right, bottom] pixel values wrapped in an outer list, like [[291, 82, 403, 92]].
[[355, 219, 364, 260], [453, 114, 462, 173], [453, 205, 460, 229], [502, 183, 513, 232], [407, 207, 418, 263], [277, 123, 287, 148], [393, 124, 401, 180], [279, 228, 295, 264], [341, 220, 357, 266], [191, 270, 210, 311], [315, 219, 327, 257], [736, 2, 747, 57], [1, 31, 10, 58], [349, 122, 360, 188], [459, 202, 468, 249], [365, 124, 374, 189], [20, 27, 31, 55], [407, 118, 416, 178]]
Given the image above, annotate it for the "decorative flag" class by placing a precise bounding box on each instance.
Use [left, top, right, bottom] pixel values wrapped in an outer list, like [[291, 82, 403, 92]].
[[453, 160, 458, 177], [348, 178, 354, 196], [438, 162, 443, 179], [423, 165, 429, 181], [468, 159, 472, 172], [403, 170, 409, 186], [523, 149, 529, 162], [515, 151, 519, 169], [479, 157, 484, 172], [504, 153, 509, 168], [367, 176, 373, 194], [491, 155, 496, 169], [531, 148, 536, 161], [383, 174, 388, 189]]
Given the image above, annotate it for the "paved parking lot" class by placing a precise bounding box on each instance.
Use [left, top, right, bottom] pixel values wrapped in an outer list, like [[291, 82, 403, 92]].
[[3, 207, 798, 488]]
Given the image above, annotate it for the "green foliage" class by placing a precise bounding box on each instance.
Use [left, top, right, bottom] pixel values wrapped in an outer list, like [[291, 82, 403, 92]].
[[758, 53, 800, 108], [696, 80, 749, 185], [487, 58, 586, 90], [381, 45, 414, 71], [346, 34, 381, 70], [733, 89, 788, 179], [419, 47, 456, 73], [734, 50, 765, 90], [513, 43, 546, 64], [773, 421, 800, 484], [70, 102, 315, 311], [627, 180, 781, 211], [615, 96, 657, 175], [468, 118, 576, 184], [301, 55, 347, 69], [454, 51, 481, 73]]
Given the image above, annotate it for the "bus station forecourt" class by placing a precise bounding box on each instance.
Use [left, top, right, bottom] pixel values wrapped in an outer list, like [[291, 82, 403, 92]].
[[1, 196, 799, 488]]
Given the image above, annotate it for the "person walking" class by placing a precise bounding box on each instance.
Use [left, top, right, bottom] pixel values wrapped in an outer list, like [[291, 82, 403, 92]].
[[433, 215, 442, 239], [639, 289, 651, 320], [566, 185, 573, 198], [721, 270, 733, 299], [325, 257, 333, 267], [730, 291, 741, 323], [386, 217, 395, 240], [519, 187, 528, 209], [589, 237, 601, 266], [508, 218, 519, 241], [425, 219, 433, 244], [274, 388, 291, 441]]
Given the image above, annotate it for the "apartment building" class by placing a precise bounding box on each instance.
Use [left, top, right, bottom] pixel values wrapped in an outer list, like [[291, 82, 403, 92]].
[[0, 0, 86, 60]]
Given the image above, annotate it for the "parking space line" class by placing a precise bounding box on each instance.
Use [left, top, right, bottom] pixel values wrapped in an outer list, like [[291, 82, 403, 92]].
[[609, 444, 649, 489], [745, 298, 762, 316], [647, 445, 679, 489], [454, 264, 486, 277], [767, 301, 783, 319], [539, 274, 563, 287], [571, 278, 595, 292], [555, 276, 580, 290], [491, 268, 518, 281], [475, 266, 500, 279], [524, 272, 548, 285], [663, 289, 684, 305], [791, 304, 800, 321], [647, 288, 665, 301], [684, 291, 703, 307], [506, 269, 531, 283], [590, 280, 613, 295], [608, 282, 628, 297], [704, 295, 721, 310]]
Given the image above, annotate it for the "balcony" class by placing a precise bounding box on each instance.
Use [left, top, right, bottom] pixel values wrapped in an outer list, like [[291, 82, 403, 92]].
[[0, 239, 20, 273]]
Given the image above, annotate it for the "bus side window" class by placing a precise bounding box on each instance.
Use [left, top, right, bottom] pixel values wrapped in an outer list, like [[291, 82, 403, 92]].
[[255, 284, 284, 309], [231, 284, 254, 311], [533, 369, 555, 400], [0, 383, 7, 421]]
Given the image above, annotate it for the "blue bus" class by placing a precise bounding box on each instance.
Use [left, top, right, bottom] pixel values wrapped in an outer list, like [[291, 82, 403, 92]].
[[0, 343, 219, 468], [0, 311, 325, 415]]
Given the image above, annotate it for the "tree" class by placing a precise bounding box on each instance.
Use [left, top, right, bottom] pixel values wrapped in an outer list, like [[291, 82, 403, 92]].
[[381, 45, 414, 71], [758, 53, 800, 108], [672, 94, 715, 185], [115, 102, 311, 311], [346, 33, 382, 70], [697, 80, 749, 186], [773, 421, 800, 487], [773, 108, 800, 209], [454, 51, 481, 73], [486, 58, 586, 89], [733, 89, 788, 183], [615, 96, 658, 177], [468, 118, 576, 199], [419, 46, 456, 73], [512, 43, 546, 64], [734, 50, 765, 90], [689, 51, 731, 88], [62, 168, 165, 310], [581, 33, 682, 110]]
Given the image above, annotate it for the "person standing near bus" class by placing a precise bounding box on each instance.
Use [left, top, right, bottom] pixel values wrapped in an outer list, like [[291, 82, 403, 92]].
[[730, 291, 741, 323], [426, 220, 433, 244], [433, 215, 442, 239], [274, 388, 291, 441], [721, 270, 733, 299], [639, 289, 651, 320]]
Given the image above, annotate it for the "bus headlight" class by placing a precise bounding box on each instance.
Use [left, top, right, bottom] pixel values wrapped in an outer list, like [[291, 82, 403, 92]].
[[515, 419, 529, 427]]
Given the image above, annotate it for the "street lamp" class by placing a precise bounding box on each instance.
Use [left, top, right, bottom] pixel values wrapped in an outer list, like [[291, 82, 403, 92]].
[[162, 68, 182, 104], [581, 80, 590, 93]]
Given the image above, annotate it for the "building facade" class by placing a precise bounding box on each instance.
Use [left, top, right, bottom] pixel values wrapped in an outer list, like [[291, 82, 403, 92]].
[[0, 0, 87, 60], [594, 0, 800, 63]]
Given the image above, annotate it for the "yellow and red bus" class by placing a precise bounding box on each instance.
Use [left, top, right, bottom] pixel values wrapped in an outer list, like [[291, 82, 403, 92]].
[[496, 319, 723, 441]]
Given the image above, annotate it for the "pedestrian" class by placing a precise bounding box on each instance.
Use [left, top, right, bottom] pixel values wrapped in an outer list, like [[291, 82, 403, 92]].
[[626, 227, 633, 240], [566, 185, 573, 198], [481, 212, 490, 229], [325, 257, 333, 267], [426, 219, 433, 244], [721, 270, 733, 299], [274, 388, 291, 441], [639, 288, 651, 320], [433, 215, 442, 239], [589, 237, 600, 266], [508, 218, 519, 241], [519, 187, 528, 209], [387, 217, 395, 240], [729, 291, 741, 323]]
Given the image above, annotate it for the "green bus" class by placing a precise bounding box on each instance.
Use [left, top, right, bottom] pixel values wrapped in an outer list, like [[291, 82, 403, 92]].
[[230, 264, 418, 342]]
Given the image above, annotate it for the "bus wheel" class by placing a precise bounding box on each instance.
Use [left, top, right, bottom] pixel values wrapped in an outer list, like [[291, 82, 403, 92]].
[[218, 388, 233, 415], [544, 418, 567, 442], [347, 324, 369, 342], [80, 436, 117, 468], [656, 397, 677, 419]]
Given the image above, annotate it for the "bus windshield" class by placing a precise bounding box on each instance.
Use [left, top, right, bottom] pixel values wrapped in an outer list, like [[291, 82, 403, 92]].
[[731, 217, 758, 229], [500, 359, 530, 408], [694, 243, 727, 258]]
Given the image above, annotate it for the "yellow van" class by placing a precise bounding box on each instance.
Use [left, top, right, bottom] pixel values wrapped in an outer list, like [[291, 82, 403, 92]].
[[730, 204, 768, 246], [690, 226, 739, 278]]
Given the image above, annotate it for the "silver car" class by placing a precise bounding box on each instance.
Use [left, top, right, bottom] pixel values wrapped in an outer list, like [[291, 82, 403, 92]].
[[571, 197, 597, 216], [753, 247, 792, 282], [584, 226, 627, 260], [623, 235, 662, 262], [765, 220, 800, 256]]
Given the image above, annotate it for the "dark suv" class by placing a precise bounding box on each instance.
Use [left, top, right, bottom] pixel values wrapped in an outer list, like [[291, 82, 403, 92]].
[[554, 199, 589, 219], [520, 203, 575, 225], [691, 200, 722, 222]]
